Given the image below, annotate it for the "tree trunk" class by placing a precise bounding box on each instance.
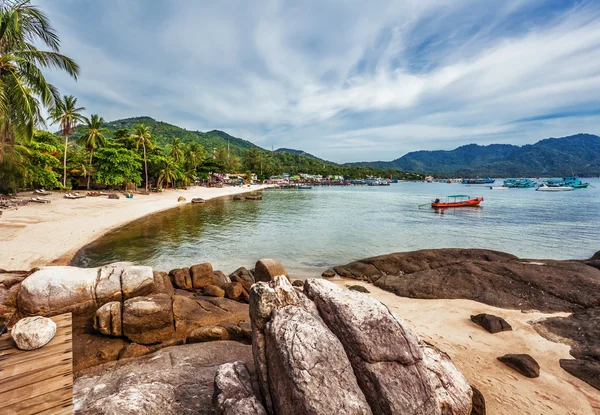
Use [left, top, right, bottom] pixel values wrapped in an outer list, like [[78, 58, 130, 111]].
[[143, 142, 149, 191], [63, 134, 69, 188], [87, 150, 94, 190]]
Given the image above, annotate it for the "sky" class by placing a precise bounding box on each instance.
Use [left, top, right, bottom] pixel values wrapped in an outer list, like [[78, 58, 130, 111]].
[[38, 0, 600, 163]]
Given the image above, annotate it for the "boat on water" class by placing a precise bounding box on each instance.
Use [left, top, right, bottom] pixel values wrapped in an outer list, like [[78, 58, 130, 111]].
[[298, 185, 312, 189], [562, 176, 590, 188], [536, 184, 574, 192], [503, 178, 536, 188], [490, 186, 508, 190], [461, 178, 495, 185], [431, 195, 483, 208]]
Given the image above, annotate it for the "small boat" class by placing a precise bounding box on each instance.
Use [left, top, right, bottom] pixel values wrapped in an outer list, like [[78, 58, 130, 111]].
[[536, 184, 574, 192], [298, 185, 312, 189], [461, 178, 495, 185], [562, 176, 590, 189], [431, 195, 483, 208], [503, 178, 536, 188], [490, 186, 508, 190]]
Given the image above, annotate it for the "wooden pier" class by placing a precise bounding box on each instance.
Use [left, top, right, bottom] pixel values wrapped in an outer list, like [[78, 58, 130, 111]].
[[0, 313, 73, 415]]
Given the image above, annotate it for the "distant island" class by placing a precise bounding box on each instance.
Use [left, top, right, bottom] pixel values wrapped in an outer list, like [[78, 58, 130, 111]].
[[346, 134, 600, 177]]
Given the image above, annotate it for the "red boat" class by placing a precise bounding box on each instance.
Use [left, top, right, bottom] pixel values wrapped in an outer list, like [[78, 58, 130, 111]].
[[431, 195, 483, 208]]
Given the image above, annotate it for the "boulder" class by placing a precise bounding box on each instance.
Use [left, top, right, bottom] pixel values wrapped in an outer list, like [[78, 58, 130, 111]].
[[11, 316, 56, 350], [204, 285, 225, 298], [254, 259, 288, 283], [304, 279, 472, 414], [192, 198, 205, 203], [348, 284, 370, 293], [223, 282, 249, 302], [213, 361, 267, 415], [245, 195, 262, 200], [233, 194, 244, 201], [0, 272, 25, 324], [74, 341, 255, 415], [591, 250, 600, 261], [291, 280, 304, 288], [585, 260, 600, 271], [229, 267, 255, 284], [17, 266, 98, 316], [187, 326, 229, 343], [470, 313, 512, 334], [169, 267, 193, 291], [321, 269, 336, 278], [123, 294, 174, 344], [177, 196, 186, 202], [121, 266, 155, 300], [559, 358, 600, 390], [94, 301, 122, 336], [153, 271, 174, 297], [213, 270, 230, 288], [172, 295, 249, 338], [95, 263, 127, 304], [470, 386, 486, 415], [497, 354, 540, 378], [190, 263, 215, 289]]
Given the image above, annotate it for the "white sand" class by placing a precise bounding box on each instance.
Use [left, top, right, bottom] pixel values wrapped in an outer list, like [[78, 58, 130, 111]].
[[334, 279, 600, 415], [0, 185, 268, 270]]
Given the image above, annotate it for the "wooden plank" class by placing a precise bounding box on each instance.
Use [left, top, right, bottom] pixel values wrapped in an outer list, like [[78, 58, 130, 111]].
[[0, 313, 73, 415]]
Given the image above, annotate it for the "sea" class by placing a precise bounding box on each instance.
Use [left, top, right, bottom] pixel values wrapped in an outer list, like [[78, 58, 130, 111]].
[[72, 179, 600, 277]]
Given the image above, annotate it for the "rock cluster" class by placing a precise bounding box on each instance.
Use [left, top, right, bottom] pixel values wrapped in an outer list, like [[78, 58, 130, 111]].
[[213, 276, 474, 415]]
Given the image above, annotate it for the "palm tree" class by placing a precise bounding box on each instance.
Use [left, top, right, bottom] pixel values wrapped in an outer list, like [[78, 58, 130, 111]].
[[186, 142, 205, 171], [168, 137, 184, 164], [47, 95, 85, 187], [0, 1, 79, 162], [130, 124, 153, 191], [157, 157, 178, 188], [77, 114, 109, 189]]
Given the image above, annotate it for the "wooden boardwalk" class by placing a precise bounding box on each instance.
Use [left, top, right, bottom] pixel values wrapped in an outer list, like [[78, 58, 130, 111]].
[[0, 313, 73, 415]]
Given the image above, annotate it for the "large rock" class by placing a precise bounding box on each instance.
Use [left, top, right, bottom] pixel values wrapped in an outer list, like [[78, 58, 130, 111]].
[[497, 354, 540, 378], [123, 294, 174, 344], [559, 358, 600, 390], [470, 313, 512, 334], [18, 266, 98, 315], [0, 271, 26, 324], [254, 259, 288, 283], [213, 361, 267, 415], [304, 279, 472, 414], [336, 250, 600, 312], [121, 266, 155, 300], [169, 267, 193, 291], [203, 285, 225, 298], [11, 316, 56, 350], [213, 271, 230, 288], [230, 267, 255, 284], [223, 282, 249, 302], [187, 326, 229, 343], [95, 263, 127, 304], [190, 263, 215, 289], [74, 341, 254, 415], [94, 301, 122, 336]]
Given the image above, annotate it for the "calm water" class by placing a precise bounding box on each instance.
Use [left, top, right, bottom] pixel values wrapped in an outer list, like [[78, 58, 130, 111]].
[[72, 179, 600, 276]]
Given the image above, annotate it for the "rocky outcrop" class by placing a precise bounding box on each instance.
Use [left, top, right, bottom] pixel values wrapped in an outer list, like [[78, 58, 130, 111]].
[[73, 341, 254, 415], [559, 359, 600, 390], [335, 249, 600, 312], [470, 314, 512, 334], [237, 276, 472, 415], [497, 354, 540, 378], [94, 301, 122, 336], [254, 259, 288, 283], [11, 316, 56, 350], [213, 361, 267, 415], [123, 294, 174, 344]]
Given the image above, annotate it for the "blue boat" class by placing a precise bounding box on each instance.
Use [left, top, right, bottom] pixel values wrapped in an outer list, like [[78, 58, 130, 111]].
[[503, 178, 536, 188], [544, 176, 589, 189], [461, 178, 495, 185]]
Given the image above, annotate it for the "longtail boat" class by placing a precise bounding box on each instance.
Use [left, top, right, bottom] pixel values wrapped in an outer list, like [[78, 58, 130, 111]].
[[431, 194, 483, 208]]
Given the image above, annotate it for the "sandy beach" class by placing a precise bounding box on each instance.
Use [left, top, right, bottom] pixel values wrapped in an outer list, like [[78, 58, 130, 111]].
[[334, 279, 600, 415], [0, 185, 268, 270]]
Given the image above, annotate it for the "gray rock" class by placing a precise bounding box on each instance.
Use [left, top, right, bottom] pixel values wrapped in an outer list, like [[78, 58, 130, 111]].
[[74, 341, 255, 415], [213, 271, 230, 288], [95, 264, 125, 304], [94, 301, 122, 336], [123, 294, 174, 344], [12, 316, 56, 350], [213, 361, 267, 415], [230, 267, 255, 284]]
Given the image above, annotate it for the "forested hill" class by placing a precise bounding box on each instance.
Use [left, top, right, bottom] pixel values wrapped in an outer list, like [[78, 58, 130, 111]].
[[101, 117, 262, 155], [274, 148, 331, 164], [347, 134, 600, 177]]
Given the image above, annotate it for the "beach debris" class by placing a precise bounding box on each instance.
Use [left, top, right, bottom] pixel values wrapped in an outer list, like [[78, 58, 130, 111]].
[[12, 316, 56, 350], [347, 284, 370, 293], [94, 301, 122, 336], [497, 354, 540, 378], [254, 258, 288, 283], [470, 313, 512, 334], [213, 361, 267, 415], [321, 268, 336, 278]]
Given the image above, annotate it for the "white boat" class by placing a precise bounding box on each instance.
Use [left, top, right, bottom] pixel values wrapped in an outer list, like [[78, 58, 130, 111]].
[[536, 184, 574, 192], [489, 186, 508, 190]]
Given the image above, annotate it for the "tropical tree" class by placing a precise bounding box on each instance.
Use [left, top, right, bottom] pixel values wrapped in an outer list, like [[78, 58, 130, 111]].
[[157, 157, 178, 188], [130, 124, 153, 191], [167, 137, 184, 164], [47, 95, 85, 187], [77, 114, 109, 188], [0, 0, 79, 162]]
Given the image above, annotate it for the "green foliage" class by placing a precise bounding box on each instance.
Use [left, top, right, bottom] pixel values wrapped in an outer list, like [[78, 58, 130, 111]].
[[94, 147, 142, 187]]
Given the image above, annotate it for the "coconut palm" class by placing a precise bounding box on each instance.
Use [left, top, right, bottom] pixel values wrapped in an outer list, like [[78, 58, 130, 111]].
[[130, 124, 153, 191], [47, 95, 86, 187], [77, 114, 109, 189], [0, 0, 79, 162], [186, 142, 205, 171], [157, 157, 178, 188], [168, 137, 184, 164]]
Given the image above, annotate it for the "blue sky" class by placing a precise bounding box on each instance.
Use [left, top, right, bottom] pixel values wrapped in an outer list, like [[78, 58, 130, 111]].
[[39, 0, 600, 162]]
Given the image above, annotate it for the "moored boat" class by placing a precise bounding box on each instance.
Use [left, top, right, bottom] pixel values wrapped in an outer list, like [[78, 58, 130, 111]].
[[298, 185, 312, 189], [490, 186, 508, 190], [562, 176, 590, 188], [503, 178, 536, 188], [431, 195, 483, 208], [536, 184, 574, 192], [461, 178, 495, 185]]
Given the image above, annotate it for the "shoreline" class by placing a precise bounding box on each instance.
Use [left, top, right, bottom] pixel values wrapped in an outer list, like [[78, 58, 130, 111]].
[[0, 185, 268, 270]]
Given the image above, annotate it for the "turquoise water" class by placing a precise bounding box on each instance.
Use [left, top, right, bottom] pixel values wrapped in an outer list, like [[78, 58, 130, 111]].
[[72, 179, 600, 276]]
